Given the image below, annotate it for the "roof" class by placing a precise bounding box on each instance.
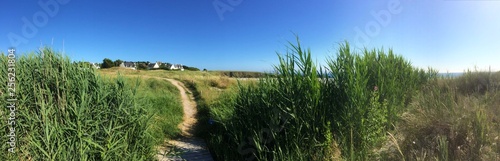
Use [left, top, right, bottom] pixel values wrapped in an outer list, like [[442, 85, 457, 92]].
[[123, 61, 136, 67]]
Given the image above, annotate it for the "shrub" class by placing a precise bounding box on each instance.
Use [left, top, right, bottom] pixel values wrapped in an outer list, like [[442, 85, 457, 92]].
[[208, 77, 231, 89], [101, 58, 114, 68], [114, 59, 123, 67]]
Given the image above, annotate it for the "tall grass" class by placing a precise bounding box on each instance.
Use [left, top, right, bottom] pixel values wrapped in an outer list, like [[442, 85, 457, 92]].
[[0, 48, 162, 160], [120, 77, 183, 144], [203, 39, 436, 160], [382, 70, 500, 160], [325, 42, 436, 160]]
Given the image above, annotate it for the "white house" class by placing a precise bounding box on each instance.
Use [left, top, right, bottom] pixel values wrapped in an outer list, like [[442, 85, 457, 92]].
[[148, 62, 161, 69], [168, 64, 184, 71], [120, 61, 137, 70]]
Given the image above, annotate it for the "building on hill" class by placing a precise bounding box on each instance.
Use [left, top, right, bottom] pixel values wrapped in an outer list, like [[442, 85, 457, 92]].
[[120, 61, 137, 70], [167, 64, 184, 71], [148, 62, 161, 69]]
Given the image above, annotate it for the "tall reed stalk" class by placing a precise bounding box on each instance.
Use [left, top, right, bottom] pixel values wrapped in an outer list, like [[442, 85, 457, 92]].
[[205, 38, 435, 160], [1, 48, 154, 160]]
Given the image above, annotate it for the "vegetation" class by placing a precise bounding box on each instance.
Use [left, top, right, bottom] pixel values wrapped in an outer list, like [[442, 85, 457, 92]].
[[0, 48, 183, 160], [99, 76, 184, 145], [197, 39, 498, 160], [74, 61, 93, 68], [136, 62, 149, 70], [113, 59, 123, 67], [381, 70, 500, 160], [219, 71, 267, 78], [182, 65, 200, 71], [101, 58, 114, 68], [1, 38, 498, 161]]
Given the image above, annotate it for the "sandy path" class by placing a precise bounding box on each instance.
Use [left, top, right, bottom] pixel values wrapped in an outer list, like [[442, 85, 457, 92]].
[[156, 78, 214, 161], [164, 78, 198, 137]]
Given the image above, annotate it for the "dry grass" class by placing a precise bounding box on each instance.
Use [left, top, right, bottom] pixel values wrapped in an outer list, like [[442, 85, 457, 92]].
[[380, 71, 500, 161]]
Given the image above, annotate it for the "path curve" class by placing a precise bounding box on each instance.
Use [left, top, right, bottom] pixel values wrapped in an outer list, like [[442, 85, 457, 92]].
[[156, 78, 214, 161], [165, 78, 197, 137]]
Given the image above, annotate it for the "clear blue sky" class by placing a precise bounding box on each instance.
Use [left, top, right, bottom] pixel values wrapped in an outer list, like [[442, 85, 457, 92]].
[[2, 0, 499, 72]]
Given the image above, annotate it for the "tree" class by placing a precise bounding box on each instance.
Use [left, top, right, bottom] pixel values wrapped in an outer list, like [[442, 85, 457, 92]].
[[203, 68, 207, 72], [160, 62, 169, 70], [136, 62, 148, 70], [101, 58, 114, 68], [182, 65, 200, 71], [114, 59, 123, 67]]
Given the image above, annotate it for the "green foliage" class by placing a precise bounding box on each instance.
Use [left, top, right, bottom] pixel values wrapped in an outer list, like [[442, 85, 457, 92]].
[[325, 42, 437, 159], [101, 58, 114, 68], [114, 59, 123, 67], [382, 71, 500, 161], [455, 69, 500, 95], [220, 71, 266, 78], [136, 62, 148, 70], [159, 63, 168, 70], [182, 65, 200, 71], [204, 39, 436, 160], [132, 78, 183, 144], [74, 61, 93, 68], [0, 48, 173, 160]]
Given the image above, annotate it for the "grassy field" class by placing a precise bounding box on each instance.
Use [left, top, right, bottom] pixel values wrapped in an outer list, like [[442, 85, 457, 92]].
[[1, 42, 498, 161], [98, 68, 244, 104]]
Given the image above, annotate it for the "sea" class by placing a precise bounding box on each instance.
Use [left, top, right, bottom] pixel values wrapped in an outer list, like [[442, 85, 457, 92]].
[[437, 72, 464, 78]]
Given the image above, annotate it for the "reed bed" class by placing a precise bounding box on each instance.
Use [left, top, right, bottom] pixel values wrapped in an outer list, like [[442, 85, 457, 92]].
[[0, 48, 171, 160], [203, 39, 437, 160]]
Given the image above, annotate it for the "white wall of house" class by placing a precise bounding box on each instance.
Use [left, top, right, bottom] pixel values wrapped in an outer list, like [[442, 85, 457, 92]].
[[169, 64, 183, 70]]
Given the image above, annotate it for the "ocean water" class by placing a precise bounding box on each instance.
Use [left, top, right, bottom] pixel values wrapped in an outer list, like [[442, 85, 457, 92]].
[[437, 72, 464, 78]]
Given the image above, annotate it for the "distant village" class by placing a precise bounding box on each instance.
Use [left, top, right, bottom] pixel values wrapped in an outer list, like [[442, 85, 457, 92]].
[[88, 59, 202, 71], [116, 61, 184, 71]]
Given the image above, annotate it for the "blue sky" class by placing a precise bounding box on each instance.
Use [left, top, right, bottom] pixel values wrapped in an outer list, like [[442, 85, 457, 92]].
[[1, 0, 499, 72]]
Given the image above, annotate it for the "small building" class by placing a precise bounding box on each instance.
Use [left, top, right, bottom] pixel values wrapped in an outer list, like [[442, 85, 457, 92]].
[[168, 64, 184, 71], [120, 61, 137, 70], [148, 62, 161, 69]]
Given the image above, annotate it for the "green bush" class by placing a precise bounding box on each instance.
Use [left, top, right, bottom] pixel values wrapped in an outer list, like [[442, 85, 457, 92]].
[[101, 58, 114, 68]]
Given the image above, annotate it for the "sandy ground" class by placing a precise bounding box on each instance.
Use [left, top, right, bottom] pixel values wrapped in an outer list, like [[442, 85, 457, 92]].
[[157, 78, 213, 161], [165, 78, 198, 137]]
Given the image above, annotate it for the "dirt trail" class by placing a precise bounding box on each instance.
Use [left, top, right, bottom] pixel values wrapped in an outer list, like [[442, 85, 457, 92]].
[[157, 78, 214, 161], [165, 78, 197, 137]]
